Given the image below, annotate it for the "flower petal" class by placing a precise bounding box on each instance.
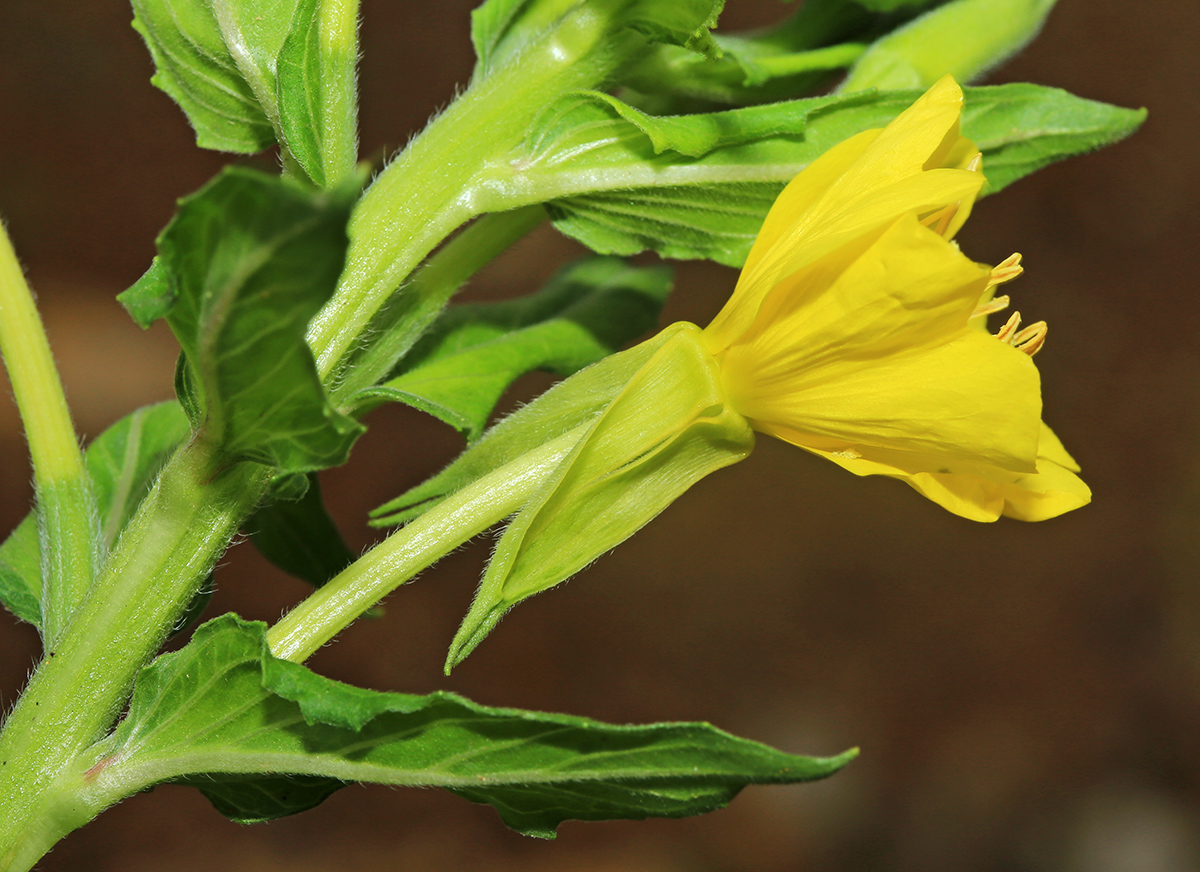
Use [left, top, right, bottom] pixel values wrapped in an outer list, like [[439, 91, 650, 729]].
[[745, 328, 1042, 472], [723, 213, 990, 376], [792, 421, 1091, 523], [706, 76, 982, 352]]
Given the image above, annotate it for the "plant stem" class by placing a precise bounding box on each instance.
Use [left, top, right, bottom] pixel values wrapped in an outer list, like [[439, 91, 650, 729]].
[[305, 5, 637, 383], [267, 427, 583, 662], [0, 439, 269, 867], [0, 220, 97, 647], [332, 205, 547, 404]]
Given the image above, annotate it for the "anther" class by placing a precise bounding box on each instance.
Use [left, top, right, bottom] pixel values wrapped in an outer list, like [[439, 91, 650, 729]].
[[988, 253, 1024, 287], [1013, 322, 1048, 356], [995, 312, 1022, 343], [972, 294, 1011, 319]]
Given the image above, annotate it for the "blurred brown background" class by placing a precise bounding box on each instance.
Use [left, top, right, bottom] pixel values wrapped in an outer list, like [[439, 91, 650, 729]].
[[1, 1, 1197, 870]]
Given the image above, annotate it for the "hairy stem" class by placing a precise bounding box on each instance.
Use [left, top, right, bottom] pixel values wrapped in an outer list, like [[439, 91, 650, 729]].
[[268, 427, 583, 662], [0, 440, 269, 868], [0, 220, 97, 647]]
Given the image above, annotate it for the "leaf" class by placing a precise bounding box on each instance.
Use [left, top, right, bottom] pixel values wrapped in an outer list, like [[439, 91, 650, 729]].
[[447, 322, 754, 669], [130, 0, 299, 153], [117, 258, 174, 329], [243, 474, 355, 587], [158, 166, 364, 474], [105, 615, 855, 833], [476, 85, 1144, 267], [355, 257, 672, 441], [276, 0, 361, 188], [0, 517, 41, 627], [83, 402, 193, 551], [839, 0, 1056, 93], [0, 401, 192, 628], [959, 82, 1146, 195]]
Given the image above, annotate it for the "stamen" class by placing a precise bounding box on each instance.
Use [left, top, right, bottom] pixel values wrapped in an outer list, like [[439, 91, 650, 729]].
[[1013, 321, 1048, 356], [988, 253, 1024, 288], [995, 312, 1022, 343], [965, 152, 983, 173], [921, 204, 957, 236], [972, 294, 1010, 319]]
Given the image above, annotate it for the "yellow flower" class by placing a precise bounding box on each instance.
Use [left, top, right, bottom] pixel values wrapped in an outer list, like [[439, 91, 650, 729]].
[[701, 76, 1090, 522]]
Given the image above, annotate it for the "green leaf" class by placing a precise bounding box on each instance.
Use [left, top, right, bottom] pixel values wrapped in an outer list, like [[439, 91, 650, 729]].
[[243, 474, 355, 587], [355, 257, 672, 441], [0, 401, 192, 628], [0, 517, 41, 627], [839, 0, 1056, 92], [84, 402, 193, 551], [117, 258, 173, 329], [276, 0, 361, 187], [446, 322, 753, 669], [158, 166, 364, 474], [476, 85, 1144, 267], [959, 82, 1147, 194], [130, 0, 299, 153], [104, 615, 854, 833]]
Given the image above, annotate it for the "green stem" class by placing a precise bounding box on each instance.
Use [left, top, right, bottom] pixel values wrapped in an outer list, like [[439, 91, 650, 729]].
[[332, 205, 548, 404], [0, 219, 97, 647], [0, 440, 269, 868], [268, 426, 582, 662], [304, 5, 638, 384], [756, 42, 868, 77]]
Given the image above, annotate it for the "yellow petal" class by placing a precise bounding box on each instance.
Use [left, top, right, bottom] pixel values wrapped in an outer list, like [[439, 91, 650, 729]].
[[731, 214, 990, 372], [793, 422, 1091, 523], [748, 328, 1041, 472], [706, 76, 983, 353]]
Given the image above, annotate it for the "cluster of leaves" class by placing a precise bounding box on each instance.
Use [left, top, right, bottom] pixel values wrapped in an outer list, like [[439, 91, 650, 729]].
[[0, 0, 1143, 843]]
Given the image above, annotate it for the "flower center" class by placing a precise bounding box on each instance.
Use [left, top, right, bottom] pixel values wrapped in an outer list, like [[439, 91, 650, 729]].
[[971, 253, 1047, 356]]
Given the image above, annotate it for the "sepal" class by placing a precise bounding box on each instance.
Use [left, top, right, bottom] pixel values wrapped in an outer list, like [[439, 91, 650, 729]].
[[446, 322, 753, 670]]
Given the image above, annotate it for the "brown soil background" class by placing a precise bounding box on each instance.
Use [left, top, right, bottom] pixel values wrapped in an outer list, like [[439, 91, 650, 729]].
[[1, 1, 1197, 870]]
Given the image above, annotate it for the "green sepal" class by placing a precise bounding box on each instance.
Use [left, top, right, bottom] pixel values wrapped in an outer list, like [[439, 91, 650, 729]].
[[157, 166, 364, 474], [355, 257, 672, 441], [447, 322, 754, 670], [243, 473, 355, 588], [130, 0, 298, 153], [369, 334, 662, 527], [840, 0, 1056, 92], [100, 614, 853, 833], [276, 0, 361, 187], [0, 401, 192, 628]]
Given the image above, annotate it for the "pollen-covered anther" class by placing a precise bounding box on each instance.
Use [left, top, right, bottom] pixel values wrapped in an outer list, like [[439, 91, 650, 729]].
[[988, 252, 1024, 287], [994, 311, 1048, 356], [1013, 321, 1048, 356]]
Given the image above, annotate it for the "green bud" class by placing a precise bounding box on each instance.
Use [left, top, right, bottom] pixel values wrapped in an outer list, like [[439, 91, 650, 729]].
[[839, 0, 1056, 92], [469, 0, 725, 83], [446, 322, 754, 671]]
